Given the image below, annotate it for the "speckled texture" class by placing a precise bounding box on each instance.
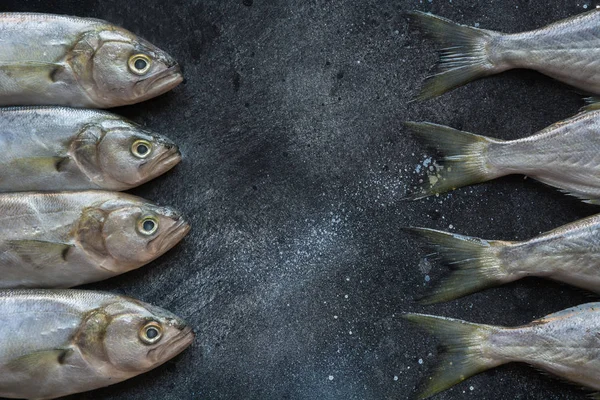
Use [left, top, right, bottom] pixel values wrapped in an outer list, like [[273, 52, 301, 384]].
[[0, 1, 597, 399]]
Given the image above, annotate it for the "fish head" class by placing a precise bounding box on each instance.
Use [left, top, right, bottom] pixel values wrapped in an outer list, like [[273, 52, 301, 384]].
[[72, 118, 181, 190], [98, 200, 191, 265], [79, 298, 194, 373], [69, 28, 183, 107]]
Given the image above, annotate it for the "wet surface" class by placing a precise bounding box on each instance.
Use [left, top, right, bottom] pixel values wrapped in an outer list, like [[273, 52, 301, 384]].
[[1, 1, 597, 399]]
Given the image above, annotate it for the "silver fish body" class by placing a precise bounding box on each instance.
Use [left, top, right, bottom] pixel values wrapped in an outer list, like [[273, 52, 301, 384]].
[[0, 191, 190, 288], [0, 13, 182, 108], [408, 9, 600, 99], [406, 108, 600, 202], [408, 212, 600, 303], [0, 289, 194, 399], [405, 303, 600, 398], [0, 107, 180, 192]]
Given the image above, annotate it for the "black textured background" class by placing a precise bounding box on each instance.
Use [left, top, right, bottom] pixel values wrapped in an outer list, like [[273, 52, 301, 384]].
[[2, 1, 599, 399]]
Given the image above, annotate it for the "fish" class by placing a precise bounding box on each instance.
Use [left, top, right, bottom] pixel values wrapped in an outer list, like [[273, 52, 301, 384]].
[[0, 289, 193, 399], [404, 303, 600, 399], [407, 9, 600, 100], [0, 191, 190, 288], [404, 106, 600, 202], [406, 212, 600, 303], [0, 13, 182, 108], [0, 107, 180, 192]]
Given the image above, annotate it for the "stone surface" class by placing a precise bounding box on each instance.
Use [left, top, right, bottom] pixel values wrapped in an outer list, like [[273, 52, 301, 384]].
[[2, 0, 597, 399]]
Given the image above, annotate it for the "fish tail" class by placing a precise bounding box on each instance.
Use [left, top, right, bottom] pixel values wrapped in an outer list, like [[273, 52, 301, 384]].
[[404, 122, 503, 199], [404, 313, 502, 399], [406, 227, 512, 304], [406, 11, 498, 100]]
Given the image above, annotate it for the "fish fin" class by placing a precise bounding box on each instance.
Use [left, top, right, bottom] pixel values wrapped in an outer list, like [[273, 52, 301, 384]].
[[531, 175, 600, 204], [405, 11, 497, 100], [9, 156, 71, 174], [403, 313, 501, 399], [6, 348, 73, 374], [581, 96, 600, 112], [532, 303, 600, 325], [8, 240, 74, 266], [0, 61, 65, 83], [405, 227, 512, 304], [404, 122, 502, 199]]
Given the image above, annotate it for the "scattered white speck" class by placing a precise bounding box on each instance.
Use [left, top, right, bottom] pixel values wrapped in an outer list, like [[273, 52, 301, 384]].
[[584, 4, 589, 8], [344, 294, 349, 299], [425, 275, 430, 282], [418, 358, 424, 364], [328, 375, 334, 381], [474, 22, 480, 28], [394, 376, 399, 381], [470, 386, 475, 391], [418, 258, 432, 274], [346, 277, 350, 281], [349, 330, 353, 335], [449, 224, 454, 229], [334, 315, 338, 319]]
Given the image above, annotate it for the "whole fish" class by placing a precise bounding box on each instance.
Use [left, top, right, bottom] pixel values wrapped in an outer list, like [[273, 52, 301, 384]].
[[405, 107, 600, 202], [0, 191, 189, 288], [0, 13, 182, 108], [407, 212, 600, 303], [405, 303, 600, 399], [407, 9, 600, 99], [0, 289, 193, 399], [0, 107, 180, 192]]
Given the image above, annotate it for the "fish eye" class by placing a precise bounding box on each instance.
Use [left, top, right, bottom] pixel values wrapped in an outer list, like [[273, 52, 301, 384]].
[[128, 54, 152, 75], [139, 321, 163, 344], [137, 216, 159, 236], [131, 139, 153, 159]]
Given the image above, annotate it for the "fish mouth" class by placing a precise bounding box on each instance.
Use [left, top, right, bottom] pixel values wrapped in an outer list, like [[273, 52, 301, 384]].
[[146, 146, 182, 176], [149, 325, 194, 364], [150, 219, 191, 255], [134, 64, 183, 101]]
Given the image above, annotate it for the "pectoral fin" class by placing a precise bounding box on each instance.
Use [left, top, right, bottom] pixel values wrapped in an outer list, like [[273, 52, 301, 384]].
[[582, 96, 600, 112], [7, 348, 74, 375], [8, 157, 71, 174], [8, 240, 74, 266], [0, 61, 64, 83]]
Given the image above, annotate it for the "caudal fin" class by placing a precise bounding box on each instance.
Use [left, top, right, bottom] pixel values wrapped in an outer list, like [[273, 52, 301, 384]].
[[406, 227, 512, 304], [406, 11, 498, 100], [405, 122, 503, 199], [404, 313, 503, 399]]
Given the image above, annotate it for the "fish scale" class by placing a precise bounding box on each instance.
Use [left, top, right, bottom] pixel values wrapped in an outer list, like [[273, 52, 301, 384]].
[[0, 13, 182, 107], [409, 9, 600, 99], [406, 108, 600, 203], [0, 107, 181, 192], [0, 191, 189, 288], [0, 289, 193, 399], [405, 303, 600, 398]]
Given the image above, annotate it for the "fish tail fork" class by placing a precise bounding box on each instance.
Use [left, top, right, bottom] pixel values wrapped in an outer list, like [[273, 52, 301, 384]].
[[406, 227, 512, 304], [404, 122, 503, 199], [403, 313, 503, 399], [406, 11, 499, 100]]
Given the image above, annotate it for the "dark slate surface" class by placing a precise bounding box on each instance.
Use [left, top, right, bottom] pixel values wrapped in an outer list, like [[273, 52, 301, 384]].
[[1, 0, 598, 399]]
